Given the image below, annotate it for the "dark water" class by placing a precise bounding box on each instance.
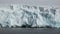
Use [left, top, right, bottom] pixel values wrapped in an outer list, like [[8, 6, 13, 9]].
[[0, 28, 60, 34]]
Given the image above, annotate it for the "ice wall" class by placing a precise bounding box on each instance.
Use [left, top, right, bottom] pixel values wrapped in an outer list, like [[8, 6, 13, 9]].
[[0, 4, 60, 28]]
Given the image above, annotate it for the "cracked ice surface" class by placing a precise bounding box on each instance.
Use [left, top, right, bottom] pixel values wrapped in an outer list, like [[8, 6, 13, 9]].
[[0, 4, 60, 28]]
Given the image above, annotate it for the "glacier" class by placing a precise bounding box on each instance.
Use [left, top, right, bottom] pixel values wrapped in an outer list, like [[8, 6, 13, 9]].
[[0, 4, 60, 28]]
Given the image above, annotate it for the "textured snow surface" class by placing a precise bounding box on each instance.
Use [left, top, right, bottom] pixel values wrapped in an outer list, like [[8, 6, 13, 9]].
[[0, 4, 60, 28]]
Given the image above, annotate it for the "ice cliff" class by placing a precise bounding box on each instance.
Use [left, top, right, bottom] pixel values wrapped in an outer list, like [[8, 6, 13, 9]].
[[0, 4, 60, 28]]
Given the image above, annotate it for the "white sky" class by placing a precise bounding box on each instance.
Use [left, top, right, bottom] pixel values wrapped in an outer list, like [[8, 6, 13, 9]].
[[0, 0, 60, 8], [0, 0, 60, 5]]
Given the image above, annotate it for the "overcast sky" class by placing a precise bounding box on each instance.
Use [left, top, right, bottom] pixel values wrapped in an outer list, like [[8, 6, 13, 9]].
[[0, 0, 60, 6]]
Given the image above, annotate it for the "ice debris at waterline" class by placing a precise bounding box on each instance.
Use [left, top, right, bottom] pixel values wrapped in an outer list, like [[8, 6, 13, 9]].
[[0, 4, 60, 28]]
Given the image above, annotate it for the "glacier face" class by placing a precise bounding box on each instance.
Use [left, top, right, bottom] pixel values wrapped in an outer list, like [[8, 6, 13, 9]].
[[0, 4, 60, 28]]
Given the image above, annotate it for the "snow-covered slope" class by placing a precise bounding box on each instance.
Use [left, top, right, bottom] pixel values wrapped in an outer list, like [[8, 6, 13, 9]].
[[0, 4, 60, 28]]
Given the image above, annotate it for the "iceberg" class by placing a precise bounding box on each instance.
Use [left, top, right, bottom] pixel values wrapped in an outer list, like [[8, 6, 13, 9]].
[[0, 4, 60, 28]]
